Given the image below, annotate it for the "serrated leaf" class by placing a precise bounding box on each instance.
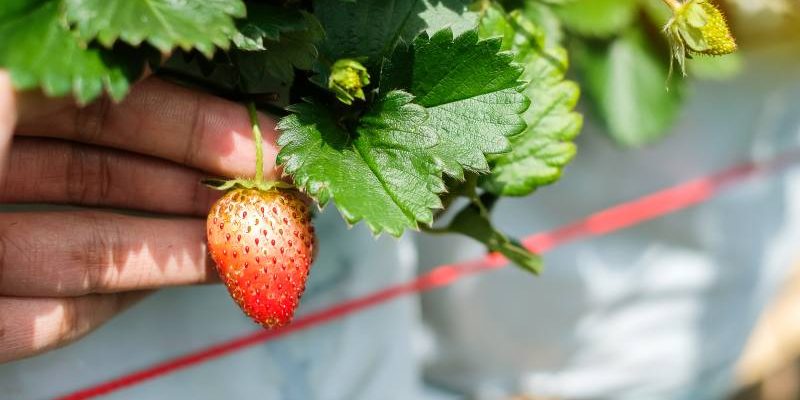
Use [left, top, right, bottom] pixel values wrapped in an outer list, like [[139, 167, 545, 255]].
[[279, 25, 526, 235], [575, 26, 683, 147], [417, 0, 478, 37], [0, 0, 148, 104], [403, 29, 529, 179], [159, 50, 243, 92], [310, 0, 478, 91], [314, 0, 477, 65], [313, 0, 426, 65], [410, 30, 522, 107], [160, 10, 323, 92], [231, 4, 310, 50], [64, 0, 246, 57], [478, 6, 582, 196], [277, 91, 444, 236]]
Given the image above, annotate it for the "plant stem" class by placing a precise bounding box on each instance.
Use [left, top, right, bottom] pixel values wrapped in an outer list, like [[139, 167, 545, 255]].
[[661, 0, 682, 11], [247, 102, 264, 184]]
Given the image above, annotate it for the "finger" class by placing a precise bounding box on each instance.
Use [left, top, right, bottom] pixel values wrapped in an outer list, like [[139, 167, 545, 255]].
[[14, 77, 280, 179], [0, 291, 148, 363], [0, 71, 17, 184], [1, 138, 220, 216], [0, 211, 218, 297]]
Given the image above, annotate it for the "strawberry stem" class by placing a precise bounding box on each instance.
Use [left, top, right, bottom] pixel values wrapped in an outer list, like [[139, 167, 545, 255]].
[[247, 102, 264, 184]]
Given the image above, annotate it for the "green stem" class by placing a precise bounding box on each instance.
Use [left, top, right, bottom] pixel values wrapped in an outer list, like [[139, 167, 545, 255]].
[[247, 102, 264, 184]]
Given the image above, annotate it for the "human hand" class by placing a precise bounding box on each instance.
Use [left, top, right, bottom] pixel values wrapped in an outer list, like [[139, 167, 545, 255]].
[[0, 72, 280, 363]]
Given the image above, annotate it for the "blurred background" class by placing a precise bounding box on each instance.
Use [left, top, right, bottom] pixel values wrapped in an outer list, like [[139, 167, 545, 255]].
[[2, 1, 800, 399], [417, 1, 800, 399]]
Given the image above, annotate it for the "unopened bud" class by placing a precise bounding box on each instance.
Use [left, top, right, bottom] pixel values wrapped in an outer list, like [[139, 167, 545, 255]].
[[328, 59, 370, 105]]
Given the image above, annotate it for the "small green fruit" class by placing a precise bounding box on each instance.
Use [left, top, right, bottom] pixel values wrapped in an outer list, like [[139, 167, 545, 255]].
[[664, 0, 737, 76]]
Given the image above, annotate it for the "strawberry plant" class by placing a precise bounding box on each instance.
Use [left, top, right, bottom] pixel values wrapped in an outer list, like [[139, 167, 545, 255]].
[[0, 0, 736, 327]]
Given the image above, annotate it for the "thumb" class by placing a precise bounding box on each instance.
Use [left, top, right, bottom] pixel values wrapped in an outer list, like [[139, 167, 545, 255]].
[[0, 71, 17, 184]]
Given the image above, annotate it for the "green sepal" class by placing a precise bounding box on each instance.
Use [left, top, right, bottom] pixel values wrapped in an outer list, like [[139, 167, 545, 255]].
[[202, 178, 294, 192]]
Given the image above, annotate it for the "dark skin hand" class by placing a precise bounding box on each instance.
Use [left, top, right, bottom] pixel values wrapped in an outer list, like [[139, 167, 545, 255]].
[[0, 71, 282, 363]]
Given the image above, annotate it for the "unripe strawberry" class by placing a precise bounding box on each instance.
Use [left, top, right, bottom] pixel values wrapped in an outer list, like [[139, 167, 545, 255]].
[[682, 0, 737, 56], [664, 0, 737, 76], [207, 188, 315, 329]]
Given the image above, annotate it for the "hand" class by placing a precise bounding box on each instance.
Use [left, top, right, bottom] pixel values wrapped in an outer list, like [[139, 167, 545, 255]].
[[0, 72, 280, 363]]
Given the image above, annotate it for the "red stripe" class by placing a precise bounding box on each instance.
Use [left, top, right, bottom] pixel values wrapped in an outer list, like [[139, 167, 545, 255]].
[[56, 151, 800, 400]]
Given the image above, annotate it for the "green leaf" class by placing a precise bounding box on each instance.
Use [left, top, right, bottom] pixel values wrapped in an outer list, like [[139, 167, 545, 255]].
[[313, 0, 426, 65], [314, 0, 477, 66], [310, 0, 478, 96], [0, 0, 48, 18], [407, 29, 529, 179], [418, 0, 479, 37], [64, 0, 246, 57], [0, 0, 148, 104], [231, 4, 311, 50], [553, 0, 638, 37], [445, 196, 542, 274], [378, 39, 414, 95], [159, 51, 245, 93], [234, 11, 324, 85], [479, 6, 583, 196], [575, 26, 684, 147], [159, 9, 323, 92], [277, 91, 445, 236], [410, 30, 521, 107], [279, 26, 527, 235]]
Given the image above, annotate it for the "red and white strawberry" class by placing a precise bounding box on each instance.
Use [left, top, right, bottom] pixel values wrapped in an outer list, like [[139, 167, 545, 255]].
[[207, 188, 315, 328]]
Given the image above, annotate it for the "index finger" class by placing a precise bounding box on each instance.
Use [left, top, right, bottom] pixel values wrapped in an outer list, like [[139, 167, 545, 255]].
[[13, 77, 280, 179], [0, 71, 17, 183]]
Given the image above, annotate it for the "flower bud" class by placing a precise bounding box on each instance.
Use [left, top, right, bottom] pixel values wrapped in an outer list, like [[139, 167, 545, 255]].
[[328, 59, 371, 105]]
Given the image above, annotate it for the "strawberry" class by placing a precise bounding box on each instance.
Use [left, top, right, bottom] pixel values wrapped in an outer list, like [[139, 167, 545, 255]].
[[679, 0, 737, 56], [207, 188, 315, 329]]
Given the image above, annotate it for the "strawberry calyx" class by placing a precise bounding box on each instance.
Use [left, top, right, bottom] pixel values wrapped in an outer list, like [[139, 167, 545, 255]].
[[202, 177, 293, 192]]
